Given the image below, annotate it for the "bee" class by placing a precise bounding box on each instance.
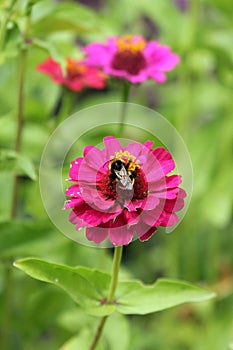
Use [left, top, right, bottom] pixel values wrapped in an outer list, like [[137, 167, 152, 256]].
[[109, 159, 136, 190]]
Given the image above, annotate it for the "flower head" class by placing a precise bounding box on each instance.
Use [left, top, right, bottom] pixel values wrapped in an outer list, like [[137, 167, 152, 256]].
[[83, 35, 180, 84], [37, 57, 106, 91], [64, 136, 186, 246]]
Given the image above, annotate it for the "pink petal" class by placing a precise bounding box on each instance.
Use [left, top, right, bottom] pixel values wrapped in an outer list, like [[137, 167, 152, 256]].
[[103, 136, 123, 159], [124, 210, 140, 225], [66, 79, 83, 92], [152, 147, 175, 174], [140, 204, 165, 226], [148, 71, 167, 83], [125, 141, 144, 160], [69, 158, 83, 181], [139, 227, 157, 241], [86, 226, 109, 244], [164, 197, 185, 213], [84, 43, 113, 67], [109, 226, 134, 246], [66, 184, 82, 197], [149, 175, 182, 192], [144, 42, 180, 71], [69, 211, 86, 227], [81, 186, 116, 211], [144, 141, 154, 149], [156, 187, 180, 199], [109, 213, 135, 246], [153, 147, 173, 161], [72, 203, 121, 227], [141, 193, 160, 210], [159, 212, 179, 226], [37, 57, 63, 83], [64, 197, 84, 209], [83, 146, 105, 170], [135, 221, 156, 241]]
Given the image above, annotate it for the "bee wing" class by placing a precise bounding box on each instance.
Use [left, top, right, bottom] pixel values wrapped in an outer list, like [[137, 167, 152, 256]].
[[114, 166, 133, 190]]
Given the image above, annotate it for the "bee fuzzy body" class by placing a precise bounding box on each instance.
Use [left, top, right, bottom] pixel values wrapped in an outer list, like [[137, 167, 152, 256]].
[[109, 159, 137, 191]]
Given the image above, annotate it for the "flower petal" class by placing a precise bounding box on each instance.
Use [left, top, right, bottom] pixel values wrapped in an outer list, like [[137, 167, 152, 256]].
[[108, 214, 135, 246], [86, 226, 109, 244], [69, 158, 83, 181], [135, 221, 157, 241], [103, 136, 123, 159], [144, 42, 180, 71]]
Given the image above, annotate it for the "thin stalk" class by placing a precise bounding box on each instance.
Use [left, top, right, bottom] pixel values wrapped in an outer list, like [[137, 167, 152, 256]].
[[10, 7, 31, 218], [107, 245, 123, 303], [88, 317, 108, 350], [1, 6, 32, 350], [11, 46, 27, 217], [118, 81, 131, 136], [56, 88, 75, 125], [88, 246, 123, 350], [1, 262, 13, 350]]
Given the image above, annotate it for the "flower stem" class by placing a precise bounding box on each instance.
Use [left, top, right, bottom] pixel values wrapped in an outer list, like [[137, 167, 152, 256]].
[[10, 43, 28, 217], [11, 5, 31, 218], [88, 246, 123, 350], [1, 261, 13, 350], [107, 245, 123, 303], [88, 316, 108, 350], [118, 81, 131, 136], [2, 5, 32, 350], [55, 88, 76, 126]]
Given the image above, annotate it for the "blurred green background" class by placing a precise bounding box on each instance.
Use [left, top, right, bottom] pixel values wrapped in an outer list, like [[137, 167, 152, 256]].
[[0, 0, 232, 349]]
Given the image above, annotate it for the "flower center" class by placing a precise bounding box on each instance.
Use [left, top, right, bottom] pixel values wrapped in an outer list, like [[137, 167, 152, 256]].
[[111, 35, 147, 75], [66, 59, 86, 80], [97, 150, 148, 204]]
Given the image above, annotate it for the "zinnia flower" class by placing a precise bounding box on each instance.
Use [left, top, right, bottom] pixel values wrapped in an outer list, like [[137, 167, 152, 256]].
[[37, 57, 106, 91], [83, 35, 180, 84], [64, 136, 186, 246]]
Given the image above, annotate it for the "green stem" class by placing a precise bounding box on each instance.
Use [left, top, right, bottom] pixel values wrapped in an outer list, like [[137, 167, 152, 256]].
[[88, 246, 123, 350], [11, 44, 28, 217], [118, 81, 131, 136], [107, 245, 123, 303], [1, 261, 13, 350], [88, 316, 108, 350], [11, 4, 31, 218], [56, 88, 75, 125], [2, 5, 32, 350]]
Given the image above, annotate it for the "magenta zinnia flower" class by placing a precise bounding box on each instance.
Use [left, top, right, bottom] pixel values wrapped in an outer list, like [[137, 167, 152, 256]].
[[83, 35, 180, 84], [37, 57, 106, 91], [64, 136, 186, 246]]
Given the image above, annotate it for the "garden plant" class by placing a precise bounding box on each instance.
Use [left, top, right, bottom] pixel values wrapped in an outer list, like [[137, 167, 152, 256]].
[[0, 1, 232, 350]]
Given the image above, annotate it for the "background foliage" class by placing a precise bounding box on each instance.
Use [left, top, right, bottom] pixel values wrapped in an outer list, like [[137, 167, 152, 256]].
[[0, 0, 232, 349]]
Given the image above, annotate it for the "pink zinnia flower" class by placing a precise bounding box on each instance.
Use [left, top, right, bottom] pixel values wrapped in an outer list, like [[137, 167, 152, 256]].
[[64, 136, 186, 246], [37, 57, 106, 91], [83, 35, 180, 84]]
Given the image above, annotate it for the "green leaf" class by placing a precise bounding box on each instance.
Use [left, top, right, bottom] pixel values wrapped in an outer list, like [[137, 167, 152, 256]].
[[116, 279, 216, 315], [14, 258, 115, 317], [31, 2, 101, 36], [14, 259, 215, 317], [0, 149, 37, 180]]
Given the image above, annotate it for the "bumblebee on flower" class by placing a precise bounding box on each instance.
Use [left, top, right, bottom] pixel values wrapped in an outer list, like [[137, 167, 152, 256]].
[[64, 136, 186, 246]]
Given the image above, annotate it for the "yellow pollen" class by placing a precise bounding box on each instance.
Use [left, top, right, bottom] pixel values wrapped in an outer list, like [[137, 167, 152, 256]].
[[116, 35, 146, 53], [66, 59, 86, 74], [110, 150, 140, 169]]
